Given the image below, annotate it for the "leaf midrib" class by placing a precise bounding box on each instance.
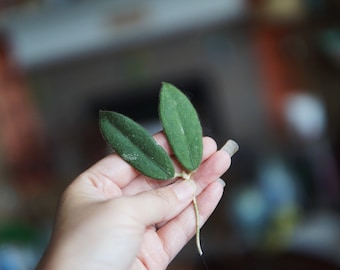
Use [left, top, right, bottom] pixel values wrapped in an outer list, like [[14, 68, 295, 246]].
[[170, 98, 195, 170]]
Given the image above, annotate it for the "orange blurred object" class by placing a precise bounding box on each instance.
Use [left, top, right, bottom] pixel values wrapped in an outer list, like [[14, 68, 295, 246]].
[[0, 34, 51, 196]]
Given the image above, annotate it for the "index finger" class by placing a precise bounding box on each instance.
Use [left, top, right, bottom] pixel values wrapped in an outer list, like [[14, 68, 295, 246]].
[[81, 132, 219, 192]]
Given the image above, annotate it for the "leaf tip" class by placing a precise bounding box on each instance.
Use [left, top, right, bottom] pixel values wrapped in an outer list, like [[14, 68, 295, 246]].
[[99, 109, 108, 119], [160, 81, 176, 91]]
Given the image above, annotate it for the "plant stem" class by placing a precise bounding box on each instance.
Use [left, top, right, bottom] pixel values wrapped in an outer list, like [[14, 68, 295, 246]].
[[192, 195, 203, 255], [180, 171, 203, 255]]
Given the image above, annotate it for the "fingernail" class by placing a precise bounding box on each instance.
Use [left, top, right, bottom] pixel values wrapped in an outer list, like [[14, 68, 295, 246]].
[[217, 178, 226, 188], [222, 139, 239, 157], [173, 180, 196, 202]]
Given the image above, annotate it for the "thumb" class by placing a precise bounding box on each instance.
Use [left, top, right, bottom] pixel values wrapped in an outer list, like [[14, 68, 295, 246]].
[[120, 179, 197, 227]]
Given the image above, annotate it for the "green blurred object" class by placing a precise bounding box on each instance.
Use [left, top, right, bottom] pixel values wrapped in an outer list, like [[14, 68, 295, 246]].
[[0, 221, 38, 245]]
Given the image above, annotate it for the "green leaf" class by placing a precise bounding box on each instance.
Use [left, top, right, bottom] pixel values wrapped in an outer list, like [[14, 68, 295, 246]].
[[159, 82, 203, 172], [99, 110, 175, 180]]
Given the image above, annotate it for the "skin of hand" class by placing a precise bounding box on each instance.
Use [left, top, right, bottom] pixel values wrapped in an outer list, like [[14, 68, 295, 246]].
[[37, 132, 231, 270]]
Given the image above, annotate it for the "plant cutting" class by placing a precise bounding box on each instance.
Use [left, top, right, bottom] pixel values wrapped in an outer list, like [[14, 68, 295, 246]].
[[99, 82, 237, 258]]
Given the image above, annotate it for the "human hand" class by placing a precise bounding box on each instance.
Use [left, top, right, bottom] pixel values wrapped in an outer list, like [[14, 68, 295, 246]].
[[37, 132, 232, 270]]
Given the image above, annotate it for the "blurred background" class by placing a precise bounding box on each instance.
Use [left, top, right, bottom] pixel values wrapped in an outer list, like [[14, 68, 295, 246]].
[[0, 0, 340, 269]]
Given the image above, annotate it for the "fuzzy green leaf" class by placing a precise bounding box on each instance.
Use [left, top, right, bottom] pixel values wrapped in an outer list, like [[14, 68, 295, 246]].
[[159, 82, 203, 172], [99, 110, 175, 180]]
